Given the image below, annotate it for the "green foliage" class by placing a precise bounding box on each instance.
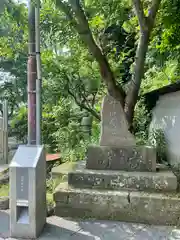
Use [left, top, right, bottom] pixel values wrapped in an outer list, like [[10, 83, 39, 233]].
[[3, 0, 180, 165], [9, 106, 27, 143], [91, 120, 101, 144], [142, 60, 180, 94], [0, 1, 28, 114], [51, 99, 91, 161], [133, 98, 151, 145], [0, 184, 9, 197], [148, 128, 167, 163]]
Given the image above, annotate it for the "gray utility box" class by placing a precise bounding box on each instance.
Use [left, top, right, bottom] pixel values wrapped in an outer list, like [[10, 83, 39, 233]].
[[9, 145, 46, 239]]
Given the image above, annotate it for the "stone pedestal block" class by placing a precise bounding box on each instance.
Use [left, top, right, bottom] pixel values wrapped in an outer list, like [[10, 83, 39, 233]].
[[86, 145, 156, 172], [68, 167, 177, 192], [54, 182, 180, 226], [9, 145, 46, 239]]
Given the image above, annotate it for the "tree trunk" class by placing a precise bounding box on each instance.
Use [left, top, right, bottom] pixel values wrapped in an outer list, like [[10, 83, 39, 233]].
[[56, 0, 126, 107], [124, 0, 161, 128], [27, 0, 36, 145], [57, 0, 161, 130], [125, 31, 150, 127]]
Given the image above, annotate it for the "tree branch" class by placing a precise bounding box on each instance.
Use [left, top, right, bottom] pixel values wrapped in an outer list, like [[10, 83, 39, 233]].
[[63, 72, 101, 121], [125, 0, 161, 126], [55, 0, 78, 27], [133, 0, 147, 32], [68, 88, 101, 121], [56, 0, 126, 105], [147, 0, 161, 29]]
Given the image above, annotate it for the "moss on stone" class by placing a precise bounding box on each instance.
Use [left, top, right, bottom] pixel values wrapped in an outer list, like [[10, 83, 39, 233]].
[[0, 184, 9, 197], [51, 161, 80, 179]]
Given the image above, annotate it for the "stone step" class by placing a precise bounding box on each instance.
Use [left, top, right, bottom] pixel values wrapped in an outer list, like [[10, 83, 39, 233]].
[[51, 161, 85, 179], [51, 160, 170, 180], [68, 167, 177, 192], [54, 182, 180, 226]]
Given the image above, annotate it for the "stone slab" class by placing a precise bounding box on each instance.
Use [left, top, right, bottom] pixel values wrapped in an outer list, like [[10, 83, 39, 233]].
[[86, 145, 156, 171], [54, 182, 180, 226], [68, 167, 177, 192], [100, 95, 136, 147]]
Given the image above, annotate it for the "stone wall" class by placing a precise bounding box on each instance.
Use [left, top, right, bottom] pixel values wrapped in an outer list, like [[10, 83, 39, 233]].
[[149, 91, 180, 168]]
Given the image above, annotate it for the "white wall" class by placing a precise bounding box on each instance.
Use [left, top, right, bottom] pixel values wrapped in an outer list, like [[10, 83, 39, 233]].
[[149, 91, 180, 166]]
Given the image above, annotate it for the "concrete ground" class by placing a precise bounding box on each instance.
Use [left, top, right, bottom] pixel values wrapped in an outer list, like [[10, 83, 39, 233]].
[[0, 210, 180, 240]]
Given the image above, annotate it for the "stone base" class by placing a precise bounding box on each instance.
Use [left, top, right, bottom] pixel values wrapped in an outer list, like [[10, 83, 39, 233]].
[[68, 166, 177, 192], [54, 182, 180, 226], [86, 145, 156, 172]]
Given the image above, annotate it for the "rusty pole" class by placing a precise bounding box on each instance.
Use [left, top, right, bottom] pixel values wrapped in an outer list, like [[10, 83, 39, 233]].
[[27, 0, 36, 145]]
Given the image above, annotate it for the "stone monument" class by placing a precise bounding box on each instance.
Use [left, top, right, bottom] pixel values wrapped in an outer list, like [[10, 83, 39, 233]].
[[53, 94, 179, 226], [9, 145, 46, 239], [86, 94, 156, 171], [100, 95, 136, 146]]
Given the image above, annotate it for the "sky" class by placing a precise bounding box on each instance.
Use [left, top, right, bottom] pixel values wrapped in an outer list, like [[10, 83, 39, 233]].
[[15, 0, 27, 4]]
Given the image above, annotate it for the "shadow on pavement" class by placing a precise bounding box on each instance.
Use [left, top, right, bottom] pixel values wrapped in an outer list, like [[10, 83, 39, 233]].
[[78, 219, 175, 240], [39, 222, 94, 240], [0, 212, 178, 240], [78, 220, 145, 240]]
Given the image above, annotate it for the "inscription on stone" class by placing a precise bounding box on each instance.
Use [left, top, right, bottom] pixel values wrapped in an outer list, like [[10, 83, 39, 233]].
[[86, 94, 156, 172], [99, 95, 136, 147], [16, 168, 29, 200], [86, 145, 156, 172]]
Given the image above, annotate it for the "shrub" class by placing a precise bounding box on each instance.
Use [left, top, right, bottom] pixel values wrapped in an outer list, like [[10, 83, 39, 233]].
[[148, 128, 167, 163], [133, 98, 151, 145]]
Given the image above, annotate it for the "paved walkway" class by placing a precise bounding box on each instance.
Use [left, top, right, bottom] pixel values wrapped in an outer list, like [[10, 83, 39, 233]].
[[0, 210, 180, 239]]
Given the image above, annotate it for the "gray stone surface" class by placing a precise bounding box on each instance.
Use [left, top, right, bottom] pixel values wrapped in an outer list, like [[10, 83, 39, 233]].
[[51, 161, 169, 180], [51, 161, 85, 179], [0, 171, 9, 185], [0, 197, 9, 210], [100, 95, 136, 147], [86, 145, 156, 172], [9, 145, 46, 239], [54, 182, 180, 226], [68, 166, 177, 192], [1, 210, 180, 240]]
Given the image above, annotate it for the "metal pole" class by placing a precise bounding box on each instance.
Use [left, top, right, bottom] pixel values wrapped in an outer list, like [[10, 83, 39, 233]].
[[35, 0, 42, 145], [3, 100, 8, 163], [28, 0, 37, 145]]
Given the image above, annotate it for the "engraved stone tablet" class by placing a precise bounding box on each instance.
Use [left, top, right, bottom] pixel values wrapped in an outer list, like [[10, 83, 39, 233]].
[[100, 95, 136, 146], [16, 168, 29, 201], [86, 145, 156, 172], [9, 145, 46, 239]]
